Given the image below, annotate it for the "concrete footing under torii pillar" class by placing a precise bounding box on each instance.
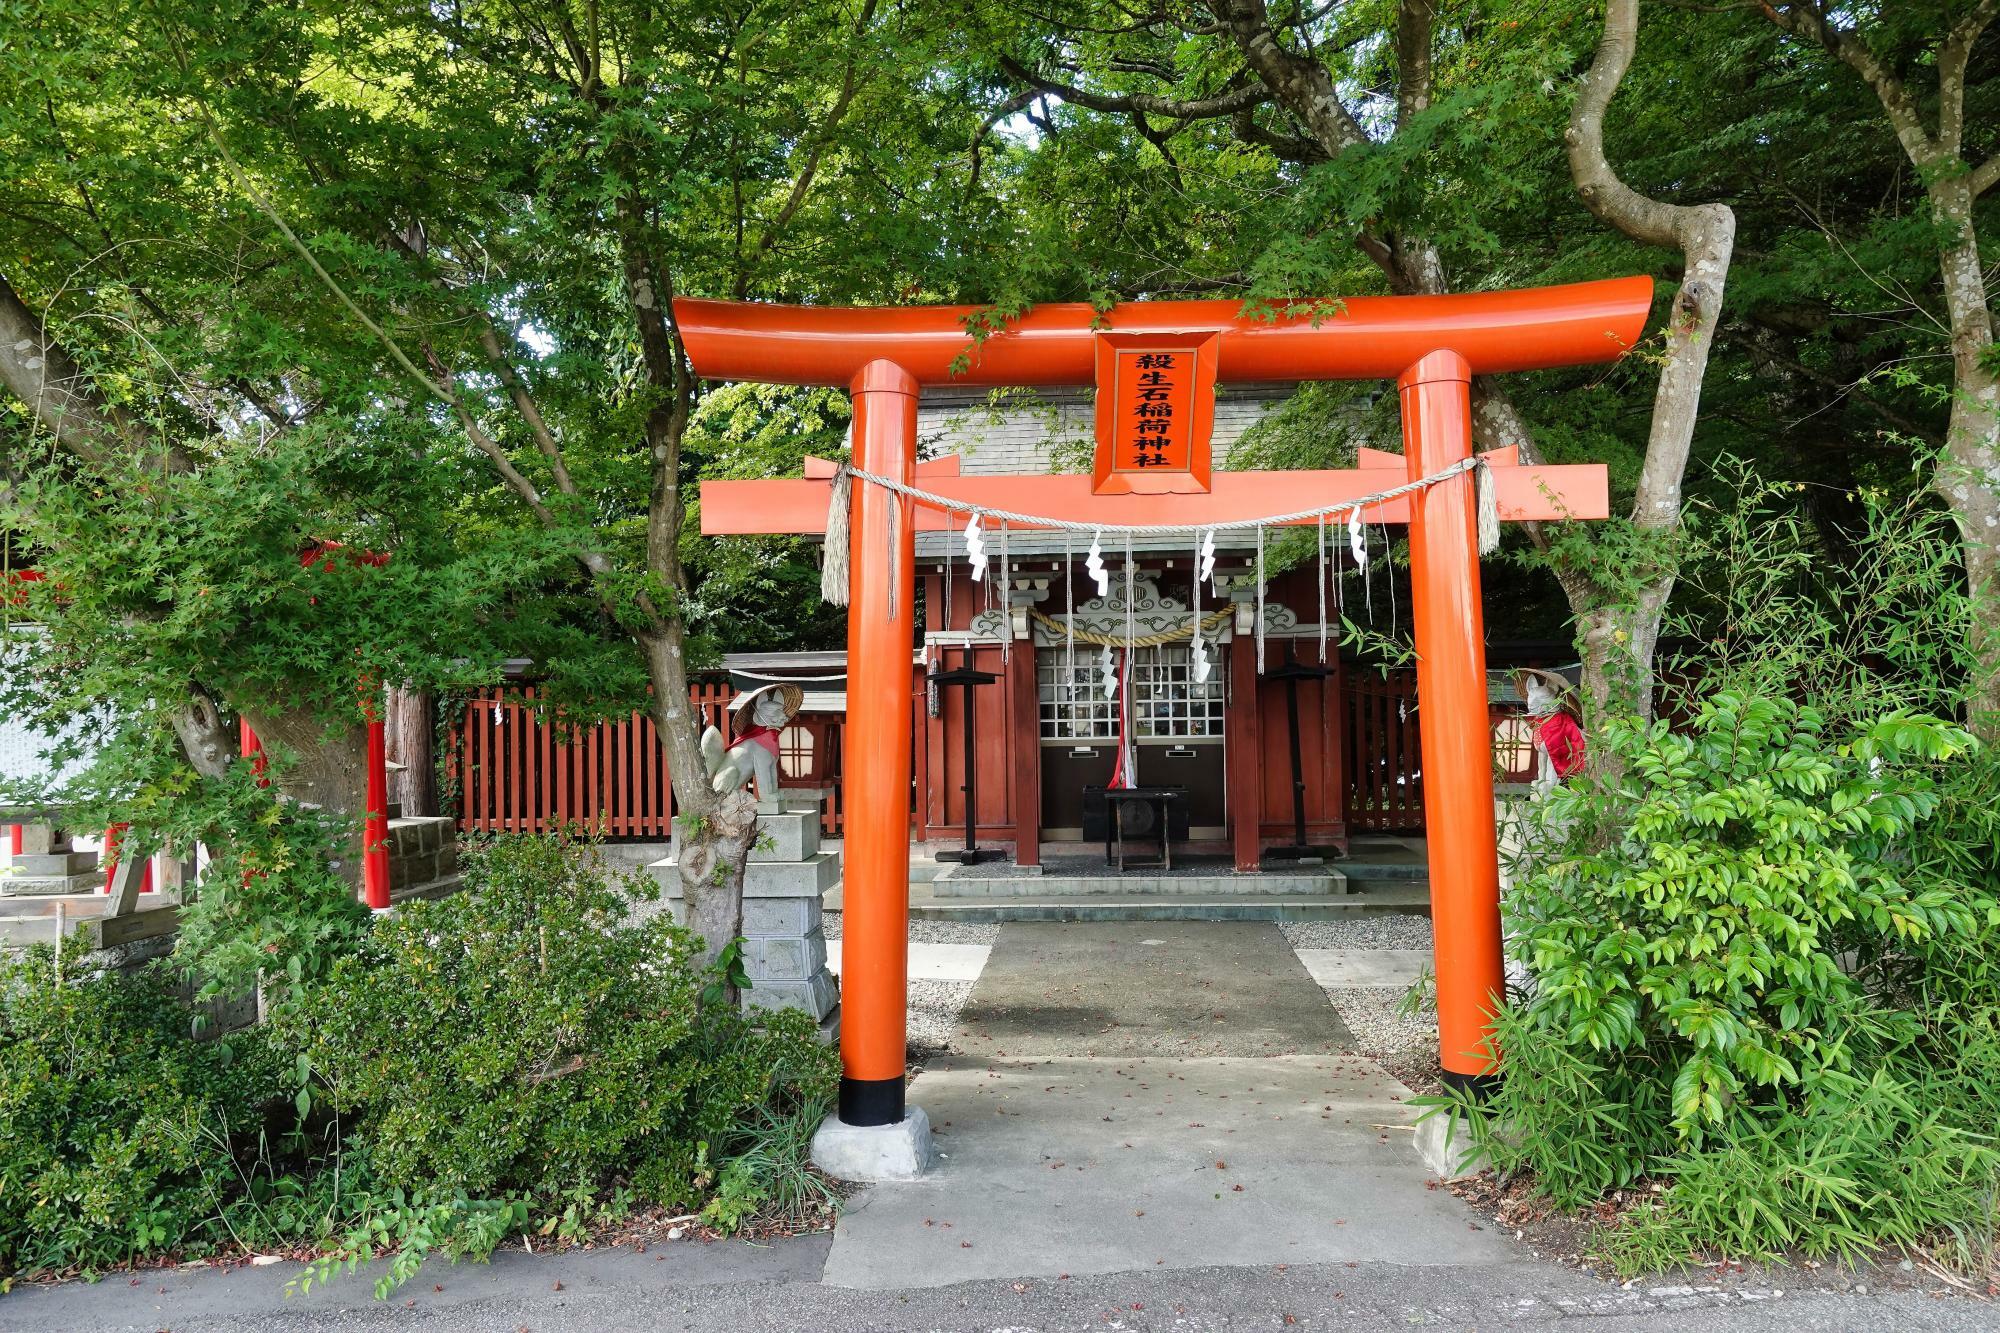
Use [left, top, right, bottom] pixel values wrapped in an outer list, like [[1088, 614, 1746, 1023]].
[[809, 1104, 938, 1183]]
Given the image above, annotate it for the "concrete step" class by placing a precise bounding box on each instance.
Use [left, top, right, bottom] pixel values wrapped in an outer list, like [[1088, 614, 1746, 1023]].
[[2, 876, 106, 897], [931, 868, 1347, 898], [858, 883, 1431, 924], [1337, 861, 1429, 882], [0, 893, 121, 947], [908, 895, 1425, 923]]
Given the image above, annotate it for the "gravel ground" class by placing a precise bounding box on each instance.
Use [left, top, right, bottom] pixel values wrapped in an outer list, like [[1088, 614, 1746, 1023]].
[[907, 978, 975, 1057], [821, 912, 999, 946], [1281, 917, 1443, 1093], [1324, 983, 1442, 1094], [1280, 914, 1433, 950], [821, 913, 991, 1069], [1326, 984, 1434, 1053]]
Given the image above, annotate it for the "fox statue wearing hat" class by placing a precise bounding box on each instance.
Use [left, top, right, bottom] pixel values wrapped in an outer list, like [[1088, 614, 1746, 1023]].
[[1515, 667, 1586, 795], [701, 682, 804, 814]]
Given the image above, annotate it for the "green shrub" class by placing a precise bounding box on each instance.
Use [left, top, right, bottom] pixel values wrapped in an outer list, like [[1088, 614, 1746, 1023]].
[[0, 949, 286, 1277], [283, 834, 837, 1210], [1462, 690, 2000, 1268]]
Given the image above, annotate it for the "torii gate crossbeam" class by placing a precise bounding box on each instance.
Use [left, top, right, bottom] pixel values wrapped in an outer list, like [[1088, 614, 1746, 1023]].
[[681, 278, 1652, 1141]]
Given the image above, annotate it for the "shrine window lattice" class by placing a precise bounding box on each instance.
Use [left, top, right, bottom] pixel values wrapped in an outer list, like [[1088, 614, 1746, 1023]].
[[1037, 645, 1224, 741]]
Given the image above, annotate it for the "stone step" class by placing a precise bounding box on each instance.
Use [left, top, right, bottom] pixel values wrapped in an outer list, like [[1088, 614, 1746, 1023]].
[[1, 872, 108, 897], [0, 894, 122, 947], [6, 850, 101, 877], [931, 867, 1347, 899], [1336, 861, 1429, 882], [892, 890, 1433, 924]]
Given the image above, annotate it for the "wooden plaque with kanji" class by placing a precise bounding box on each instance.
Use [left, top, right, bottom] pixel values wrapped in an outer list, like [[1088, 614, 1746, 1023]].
[[1092, 330, 1219, 495]]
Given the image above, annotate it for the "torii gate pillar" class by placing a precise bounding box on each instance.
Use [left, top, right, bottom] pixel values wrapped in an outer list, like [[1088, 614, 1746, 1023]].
[[840, 361, 921, 1126], [1399, 351, 1504, 1087]]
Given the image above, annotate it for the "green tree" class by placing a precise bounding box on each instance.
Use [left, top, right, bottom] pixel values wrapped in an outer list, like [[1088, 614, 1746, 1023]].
[[0, 0, 964, 970], [1750, 3, 2000, 740]]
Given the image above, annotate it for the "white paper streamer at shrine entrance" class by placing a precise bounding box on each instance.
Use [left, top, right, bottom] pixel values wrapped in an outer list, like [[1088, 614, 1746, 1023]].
[[965, 512, 987, 582]]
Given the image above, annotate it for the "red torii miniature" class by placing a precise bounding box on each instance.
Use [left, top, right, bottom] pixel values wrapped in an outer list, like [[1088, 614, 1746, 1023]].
[[685, 277, 1651, 1135]]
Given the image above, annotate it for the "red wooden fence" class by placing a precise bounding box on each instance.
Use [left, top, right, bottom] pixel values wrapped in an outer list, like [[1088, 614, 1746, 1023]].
[[451, 682, 846, 838], [1343, 667, 1425, 832]]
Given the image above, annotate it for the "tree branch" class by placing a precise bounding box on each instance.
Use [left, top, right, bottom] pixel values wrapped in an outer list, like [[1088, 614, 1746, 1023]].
[[472, 318, 579, 498], [204, 117, 457, 413], [1970, 151, 2000, 198], [0, 271, 184, 475], [997, 54, 1271, 120], [1570, 0, 1734, 541], [1938, 0, 2000, 159], [1229, 107, 1329, 162], [969, 88, 1041, 193], [1394, 0, 1434, 132], [1761, 3, 1937, 169], [736, 0, 882, 298], [1207, 0, 1371, 156]]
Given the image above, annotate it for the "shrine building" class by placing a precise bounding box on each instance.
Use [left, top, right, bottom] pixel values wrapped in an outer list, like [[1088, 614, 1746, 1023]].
[[709, 384, 1553, 873]]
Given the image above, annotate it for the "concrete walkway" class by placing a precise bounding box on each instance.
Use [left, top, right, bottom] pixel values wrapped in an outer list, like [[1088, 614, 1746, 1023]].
[[821, 921, 1512, 1289], [952, 921, 1353, 1060]]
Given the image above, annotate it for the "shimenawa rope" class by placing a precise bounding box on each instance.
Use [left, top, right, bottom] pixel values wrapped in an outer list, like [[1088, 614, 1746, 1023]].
[[819, 454, 1498, 605]]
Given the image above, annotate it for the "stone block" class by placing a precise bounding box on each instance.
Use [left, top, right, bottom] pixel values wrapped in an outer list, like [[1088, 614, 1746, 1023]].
[[742, 852, 841, 899], [751, 811, 820, 863], [2, 873, 103, 897], [778, 789, 826, 816], [742, 929, 827, 982], [743, 968, 839, 1022], [669, 810, 820, 864], [1414, 1109, 1490, 1179], [810, 1105, 936, 1182], [8, 851, 99, 877], [16, 825, 72, 856], [742, 895, 820, 937], [390, 850, 438, 890], [650, 852, 840, 904]]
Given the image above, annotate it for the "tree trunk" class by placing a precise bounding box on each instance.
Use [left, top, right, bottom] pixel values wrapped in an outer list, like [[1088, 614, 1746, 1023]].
[[383, 684, 437, 816], [1927, 177, 2000, 741], [239, 707, 373, 888], [1565, 0, 1734, 726], [638, 625, 756, 983]]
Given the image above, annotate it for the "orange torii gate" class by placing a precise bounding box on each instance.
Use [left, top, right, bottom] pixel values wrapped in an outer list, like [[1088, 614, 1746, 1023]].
[[686, 278, 1651, 1143]]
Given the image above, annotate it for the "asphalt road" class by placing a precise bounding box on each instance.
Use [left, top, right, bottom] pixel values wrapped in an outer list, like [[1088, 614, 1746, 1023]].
[[3, 1237, 1989, 1332]]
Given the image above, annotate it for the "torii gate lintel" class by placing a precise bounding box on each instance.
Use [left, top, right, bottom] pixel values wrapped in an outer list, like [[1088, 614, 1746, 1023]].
[[681, 280, 1651, 1144]]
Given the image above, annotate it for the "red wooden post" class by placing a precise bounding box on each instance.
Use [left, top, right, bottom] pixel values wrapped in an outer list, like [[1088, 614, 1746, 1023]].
[[240, 719, 270, 787], [840, 359, 919, 1127], [363, 705, 391, 909], [1007, 631, 1041, 866], [909, 671, 928, 839], [1400, 350, 1504, 1089], [1226, 631, 1262, 871], [101, 823, 154, 896], [7, 824, 21, 858]]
